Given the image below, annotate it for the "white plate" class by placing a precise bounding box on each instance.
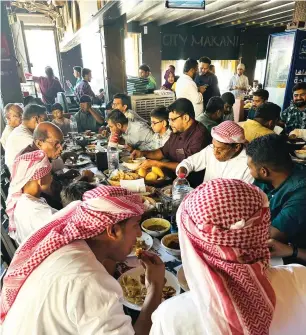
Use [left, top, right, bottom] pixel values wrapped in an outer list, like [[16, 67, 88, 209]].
[[118, 267, 180, 311], [127, 231, 153, 257], [65, 158, 91, 167], [177, 266, 189, 292]]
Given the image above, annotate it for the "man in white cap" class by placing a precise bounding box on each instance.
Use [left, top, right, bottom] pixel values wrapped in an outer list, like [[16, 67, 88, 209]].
[[176, 120, 253, 183], [228, 63, 249, 98]]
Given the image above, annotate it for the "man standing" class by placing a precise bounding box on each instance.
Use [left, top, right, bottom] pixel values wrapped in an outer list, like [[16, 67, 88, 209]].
[[107, 109, 155, 151], [5, 104, 48, 171], [0, 103, 23, 150], [139, 64, 157, 92], [246, 134, 306, 266], [241, 102, 281, 142], [195, 56, 220, 109], [197, 97, 224, 135], [112, 93, 147, 123], [247, 89, 269, 120], [176, 58, 206, 118], [26, 67, 64, 106], [73, 95, 105, 132], [131, 98, 209, 173], [75, 68, 104, 104], [228, 63, 249, 98], [73, 66, 82, 88], [281, 82, 306, 133], [176, 121, 253, 184]]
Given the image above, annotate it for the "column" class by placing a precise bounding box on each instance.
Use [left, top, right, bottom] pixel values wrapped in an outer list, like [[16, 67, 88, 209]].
[[141, 23, 162, 88], [101, 14, 127, 100], [293, 1, 306, 22], [0, 2, 23, 108]]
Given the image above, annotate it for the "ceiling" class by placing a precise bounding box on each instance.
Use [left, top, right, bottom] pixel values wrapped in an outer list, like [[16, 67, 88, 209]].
[[121, 0, 296, 28]]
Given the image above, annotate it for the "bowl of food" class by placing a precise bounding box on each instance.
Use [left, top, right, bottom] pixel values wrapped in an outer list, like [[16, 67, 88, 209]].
[[161, 233, 180, 257], [287, 135, 306, 151], [121, 156, 146, 170], [141, 218, 171, 237], [295, 149, 306, 159]]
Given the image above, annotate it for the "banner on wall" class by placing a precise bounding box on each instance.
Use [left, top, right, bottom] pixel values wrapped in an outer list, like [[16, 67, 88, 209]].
[[161, 26, 240, 60]]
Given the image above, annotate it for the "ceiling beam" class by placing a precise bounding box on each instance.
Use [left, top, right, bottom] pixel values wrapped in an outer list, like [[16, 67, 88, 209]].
[[139, 3, 172, 25], [203, 0, 294, 28], [126, 0, 160, 22], [241, 14, 294, 28], [156, 0, 217, 26], [191, 0, 268, 27], [216, 5, 295, 28], [176, 0, 246, 26]]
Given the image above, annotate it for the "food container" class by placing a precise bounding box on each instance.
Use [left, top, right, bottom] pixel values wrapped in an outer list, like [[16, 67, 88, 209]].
[[141, 218, 171, 237], [161, 233, 181, 257], [121, 156, 145, 170], [294, 149, 306, 159]]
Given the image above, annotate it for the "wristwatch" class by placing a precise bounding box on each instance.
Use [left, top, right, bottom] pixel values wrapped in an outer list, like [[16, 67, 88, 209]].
[[290, 244, 299, 258]]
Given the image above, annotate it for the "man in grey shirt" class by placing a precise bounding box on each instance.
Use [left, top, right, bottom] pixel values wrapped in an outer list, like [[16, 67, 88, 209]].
[[107, 109, 155, 151]]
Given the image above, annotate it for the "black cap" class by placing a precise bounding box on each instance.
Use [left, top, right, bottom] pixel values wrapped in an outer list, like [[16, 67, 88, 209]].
[[80, 95, 92, 103]]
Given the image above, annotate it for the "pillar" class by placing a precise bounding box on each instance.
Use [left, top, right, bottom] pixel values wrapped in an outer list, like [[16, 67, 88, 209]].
[[141, 23, 162, 88], [101, 14, 127, 100], [0, 2, 23, 111], [293, 1, 306, 22]]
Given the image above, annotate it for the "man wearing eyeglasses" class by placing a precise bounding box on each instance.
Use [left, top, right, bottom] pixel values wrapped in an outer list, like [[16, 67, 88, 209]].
[[131, 98, 209, 178], [5, 104, 49, 172]]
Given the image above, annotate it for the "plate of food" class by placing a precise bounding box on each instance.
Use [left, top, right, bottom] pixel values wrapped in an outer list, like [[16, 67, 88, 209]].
[[128, 231, 153, 258], [177, 266, 189, 292], [65, 157, 91, 167], [108, 170, 141, 186], [119, 267, 180, 311], [121, 156, 146, 170]]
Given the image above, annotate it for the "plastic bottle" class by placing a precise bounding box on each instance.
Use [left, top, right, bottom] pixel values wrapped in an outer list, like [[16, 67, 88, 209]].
[[69, 116, 78, 145], [171, 173, 191, 232], [107, 146, 119, 171]]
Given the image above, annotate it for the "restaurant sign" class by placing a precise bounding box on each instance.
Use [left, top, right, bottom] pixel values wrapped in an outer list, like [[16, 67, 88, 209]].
[[161, 26, 240, 60]]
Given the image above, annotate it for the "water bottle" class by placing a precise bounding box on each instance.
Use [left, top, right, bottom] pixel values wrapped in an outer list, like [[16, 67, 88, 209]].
[[69, 116, 78, 145], [171, 173, 191, 232], [107, 146, 119, 171]]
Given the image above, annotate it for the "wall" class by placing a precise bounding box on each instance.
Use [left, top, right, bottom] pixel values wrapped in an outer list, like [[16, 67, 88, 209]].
[[61, 44, 83, 90]]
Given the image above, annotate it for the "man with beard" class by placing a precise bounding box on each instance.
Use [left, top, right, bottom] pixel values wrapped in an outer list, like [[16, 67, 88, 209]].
[[247, 89, 269, 120], [131, 98, 209, 174], [246, 134, 306, 266], [281, 83, 306, 133], [175, 58, 206, 118]]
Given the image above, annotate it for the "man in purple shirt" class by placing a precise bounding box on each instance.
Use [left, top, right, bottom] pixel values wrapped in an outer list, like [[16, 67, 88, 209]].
[[27, 67, 64, 106], [75, 68, 104, 104], [131, 98, 209, 172]]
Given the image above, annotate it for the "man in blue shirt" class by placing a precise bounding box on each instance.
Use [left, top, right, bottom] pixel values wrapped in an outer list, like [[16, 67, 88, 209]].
[[246, 134, 306, 266]]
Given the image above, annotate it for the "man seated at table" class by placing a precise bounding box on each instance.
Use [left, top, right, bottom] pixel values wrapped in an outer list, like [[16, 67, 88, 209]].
[[107, 109, 155, 151], [221, 92, 235, 121], [196, 96, 224, 135], [74, 68, 104, 104], [247, 88, 269, 120], [281, 83, 306, 134], [1, 186, 165, 335], [176, 121, 253, 184], [150, 178, 306, 335], [112, 93, 147, 122], [6, 150, 56, 245], [241, 102, 281, 142], [5, 104, 48, 171], [131, 98, 209, 173], [246, 134, 306, 266], [73, 95, 104, 133], [0, 103, 23, 150], [139, 64, 157, 92], [150, 106, 172, 149]]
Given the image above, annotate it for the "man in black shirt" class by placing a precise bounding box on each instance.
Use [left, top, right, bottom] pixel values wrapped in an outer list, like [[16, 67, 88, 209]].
[[195, 56, 220, 108]]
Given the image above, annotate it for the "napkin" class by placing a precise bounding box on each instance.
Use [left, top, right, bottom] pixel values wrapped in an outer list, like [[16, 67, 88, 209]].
[[120, 178, 146, 193]]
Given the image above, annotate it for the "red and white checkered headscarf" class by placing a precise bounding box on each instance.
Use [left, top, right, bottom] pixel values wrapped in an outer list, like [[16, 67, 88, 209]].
[[6, 150, 52, 234], [1, 185, 144, 323], [177, 179, 275, 335], [211, 121, 246, 144]]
